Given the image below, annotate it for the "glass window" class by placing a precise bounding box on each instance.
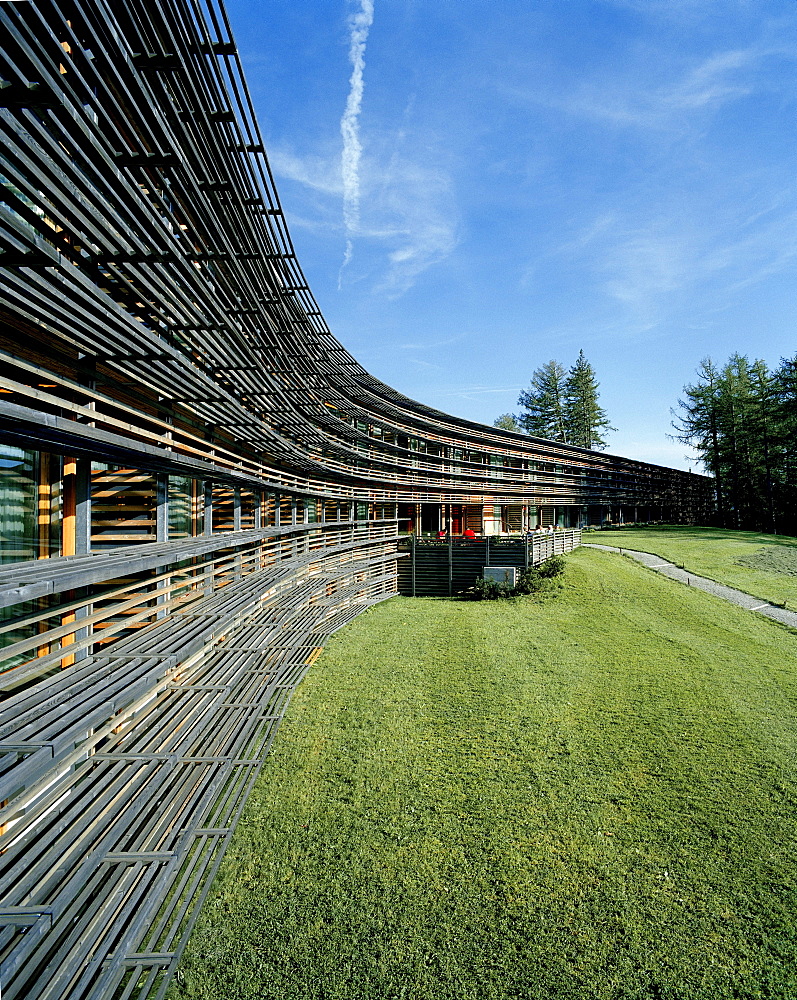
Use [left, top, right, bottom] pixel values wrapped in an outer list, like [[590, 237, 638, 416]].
[[169, 476, 193, 539], [0, 446, 37, 563]]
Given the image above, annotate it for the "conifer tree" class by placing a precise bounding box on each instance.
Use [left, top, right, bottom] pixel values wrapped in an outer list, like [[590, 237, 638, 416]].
[[773, 354, 797, 528], [671, 357, 726, 521], [750, 358, 776, 534], [564, 350, 614, 450], [672, 353, 797, 533], [493, 413, 522, 432], [516, 360, 569, 441]]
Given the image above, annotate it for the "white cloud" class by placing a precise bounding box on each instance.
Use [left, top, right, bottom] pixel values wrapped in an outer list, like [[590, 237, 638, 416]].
[[398, 335, 464, 350], [511, 42, 795, 135], [602, 228, 693, 311], [441, 384, 524, 400], [408, 358, 442, 370], [263, 3, 460, 297], [267, 140, 459, 294], [564, 49, 756, 130], [340, 0, 375, 277], [268, 147, 342, 196], [367, 154, 458, 296], [524, 179, 797, 332], [600, 197, 797, 320]]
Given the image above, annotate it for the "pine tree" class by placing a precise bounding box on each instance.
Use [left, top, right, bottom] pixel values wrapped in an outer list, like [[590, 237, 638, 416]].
[[750, 359, 776, 534], [673, 354, 788, 532], [516, 360, 569, 442], [564, 350, 614, 450], [493, 413, 522, 432], [720, 354, 759, 528], [772, 355, 797, 533], [672, 358, 726, 522]]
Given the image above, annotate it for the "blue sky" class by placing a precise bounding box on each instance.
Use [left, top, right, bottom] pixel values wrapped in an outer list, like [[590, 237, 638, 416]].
[[227, 0, 797, 471]]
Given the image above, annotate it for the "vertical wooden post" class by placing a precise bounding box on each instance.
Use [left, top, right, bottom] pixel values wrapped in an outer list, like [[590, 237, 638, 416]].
[[411, 531, 416, 597], [37, 453, 52, 656], [204, 482, 213, 536], [155, 474, 169, 618], [38, 451, 51, 560], [76, 464, 90, 557], [232, 487, 242, 579], [233, 487, 242, 531], [63, 459, 91, 557], [203, 482, 214, 596], [61, 457, 91, 666], [448, 532, 453, 597], [155, 474, 169, 543], [192, 479, 201, 537]]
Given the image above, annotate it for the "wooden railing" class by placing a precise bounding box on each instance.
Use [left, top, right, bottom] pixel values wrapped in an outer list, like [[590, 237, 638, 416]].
[[398, 530, 581, 596], [0, 521, 398, 1000]]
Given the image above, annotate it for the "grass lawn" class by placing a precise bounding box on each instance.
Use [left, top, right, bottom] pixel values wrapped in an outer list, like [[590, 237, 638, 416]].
[[171, 548, 797, 1000], [592, 525, 797, 611]]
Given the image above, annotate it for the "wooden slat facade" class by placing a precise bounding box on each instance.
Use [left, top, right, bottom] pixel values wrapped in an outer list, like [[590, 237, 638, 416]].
[[0, 2, 714, 997]]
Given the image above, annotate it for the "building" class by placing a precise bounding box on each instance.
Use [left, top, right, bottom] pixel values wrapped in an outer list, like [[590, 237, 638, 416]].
[[0, 2, 713, 997]]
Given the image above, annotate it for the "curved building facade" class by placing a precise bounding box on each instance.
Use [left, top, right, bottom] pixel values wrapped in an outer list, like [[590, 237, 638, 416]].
[[0, 2, 713, 997]]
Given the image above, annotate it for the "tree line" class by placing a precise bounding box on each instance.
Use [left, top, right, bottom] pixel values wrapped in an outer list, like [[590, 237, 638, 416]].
[[672, 353, 797, 535], [495, 350, 614, 450]]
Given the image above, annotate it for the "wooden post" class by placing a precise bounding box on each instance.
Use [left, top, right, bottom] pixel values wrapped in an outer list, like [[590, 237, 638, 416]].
[[37, 453, 52, 657], [155, 474, 169, 617], [204, 482, 213, 536], [233, 486, 242, 579], [75, 460, 91, 556], [192, 479, 202, 536], [38, 452, 51, 561], [155, 474, 169, 542], [448, 532, 453, 597], [233, 487, 242, 531], [61, 457, 91, 666]]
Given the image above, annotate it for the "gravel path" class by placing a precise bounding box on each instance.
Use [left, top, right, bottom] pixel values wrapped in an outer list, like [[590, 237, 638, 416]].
[[583, 543, 797, 629]]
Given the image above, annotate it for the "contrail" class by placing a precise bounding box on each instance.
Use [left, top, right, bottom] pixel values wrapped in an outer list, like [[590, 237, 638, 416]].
[[339, 0, 374, 284]]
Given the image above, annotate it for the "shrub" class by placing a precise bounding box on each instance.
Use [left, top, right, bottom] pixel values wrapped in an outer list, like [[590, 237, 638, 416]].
[[514, 567, 542, 595], [466, 556, 566, 600], [536, 555, 566, 578], [466, 577, 516, 601]]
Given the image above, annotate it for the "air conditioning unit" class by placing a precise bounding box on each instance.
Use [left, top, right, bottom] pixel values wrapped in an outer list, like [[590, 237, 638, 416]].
[[483, 566, 516, 586]]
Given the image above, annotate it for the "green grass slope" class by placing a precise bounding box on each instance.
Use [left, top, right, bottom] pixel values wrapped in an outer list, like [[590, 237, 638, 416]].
[[594, 525, 797, 609], [171, 548, 797, 1000]]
